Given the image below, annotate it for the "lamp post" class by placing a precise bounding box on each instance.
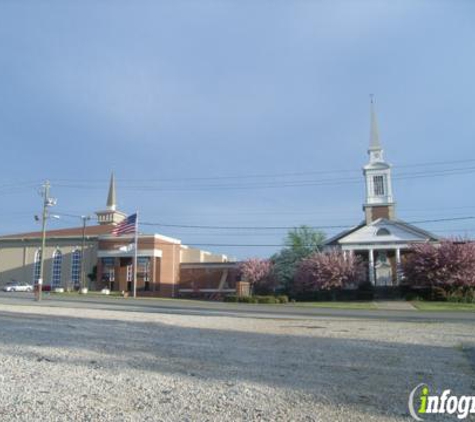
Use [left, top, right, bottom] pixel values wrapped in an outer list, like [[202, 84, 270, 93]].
[[80, 215, 91, 291]]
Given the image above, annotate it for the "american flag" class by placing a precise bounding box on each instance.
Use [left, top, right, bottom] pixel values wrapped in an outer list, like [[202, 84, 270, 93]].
[[112, 213, 137, 236]]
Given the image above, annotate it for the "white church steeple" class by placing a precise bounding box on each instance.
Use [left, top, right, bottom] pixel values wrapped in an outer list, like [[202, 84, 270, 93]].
[[363, 97, 395, 224], [106, 173, 117, 211], [96, 173, 127, 225], [368, 95, 384, 163]]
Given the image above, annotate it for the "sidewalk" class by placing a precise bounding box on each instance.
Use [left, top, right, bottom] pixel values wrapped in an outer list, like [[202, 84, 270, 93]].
[[373, 300, 417, 311]]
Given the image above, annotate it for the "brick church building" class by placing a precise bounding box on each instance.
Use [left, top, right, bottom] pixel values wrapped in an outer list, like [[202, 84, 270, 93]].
[[0, 175, 240, 297]]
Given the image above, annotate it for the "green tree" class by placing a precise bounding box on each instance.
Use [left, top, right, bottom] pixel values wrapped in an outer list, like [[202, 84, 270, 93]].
[[284, 225, 326, 255], [271, 225, 326, 293]]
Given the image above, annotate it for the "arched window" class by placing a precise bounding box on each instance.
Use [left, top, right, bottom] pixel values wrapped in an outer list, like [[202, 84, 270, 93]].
[[33, 249, 42, 283], [51, 250, 63, 287], [376, 228, 391, 236], [71, 249, 82, 287]]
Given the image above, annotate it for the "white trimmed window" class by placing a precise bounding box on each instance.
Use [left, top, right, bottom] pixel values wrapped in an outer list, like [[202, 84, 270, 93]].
[[101, 258, 115, 282], [51, 250, 63, 287], [373, 175, 385, 196], [138, 257, 150, 282], [71, 249, 82, 287], [126, 264, 133, 282]]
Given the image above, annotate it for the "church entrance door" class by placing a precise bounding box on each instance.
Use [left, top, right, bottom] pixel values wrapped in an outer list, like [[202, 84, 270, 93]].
[[375, 251, 392, 286]]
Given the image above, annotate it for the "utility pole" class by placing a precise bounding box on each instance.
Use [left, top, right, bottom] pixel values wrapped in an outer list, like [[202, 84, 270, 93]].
[[80, 215, 91, 291], [36, 181, 49, 301], [133, 211, 139, 298], [35, 181, 57, 302]]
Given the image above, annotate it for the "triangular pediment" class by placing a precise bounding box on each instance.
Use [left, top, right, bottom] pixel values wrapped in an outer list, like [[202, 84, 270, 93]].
[[331, 218, 438, 245]]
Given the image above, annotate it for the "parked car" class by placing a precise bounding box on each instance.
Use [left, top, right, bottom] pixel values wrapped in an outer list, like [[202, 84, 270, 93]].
[[2, 281, 34, 292]]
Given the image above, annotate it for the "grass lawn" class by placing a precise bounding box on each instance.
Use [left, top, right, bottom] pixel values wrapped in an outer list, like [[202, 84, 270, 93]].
[[411, 301, 475, 312], [293, 301, 377, 310]]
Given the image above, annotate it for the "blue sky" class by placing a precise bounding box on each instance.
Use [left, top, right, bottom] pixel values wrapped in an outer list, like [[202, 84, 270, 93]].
[[1, 0, 475, 259]]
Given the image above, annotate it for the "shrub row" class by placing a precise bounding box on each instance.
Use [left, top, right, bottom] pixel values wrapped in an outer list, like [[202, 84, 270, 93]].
[[224, 295, 289, 304], [224, 286, 475, 303], [292, 283, 376, 302], [403, 285, 475, 303]]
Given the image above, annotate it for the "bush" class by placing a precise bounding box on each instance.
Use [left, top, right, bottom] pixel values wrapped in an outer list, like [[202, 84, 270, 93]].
[[238, 296, 258, 304], [239, 258, 275, 294], [402, 240, 475, 289], [447, 289, 466, 303], [402, 285, 475, 303], [446, 287, 475, 303], [404, 292, 420, 301], [430, 286, 448, 302], [254, 295, 278, 304], [357, 281, 374, 300], [294, 250, 366, 295], [225, 295, 290, 304]]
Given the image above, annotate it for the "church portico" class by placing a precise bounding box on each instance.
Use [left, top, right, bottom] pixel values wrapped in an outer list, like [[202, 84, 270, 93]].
[[96, 234, 180, 295], [97, 253, 159, 293], [342, 245, 405, 286]]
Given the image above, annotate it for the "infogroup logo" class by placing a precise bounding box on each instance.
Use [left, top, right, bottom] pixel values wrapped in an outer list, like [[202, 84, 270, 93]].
[[408, 384, 475, 420]]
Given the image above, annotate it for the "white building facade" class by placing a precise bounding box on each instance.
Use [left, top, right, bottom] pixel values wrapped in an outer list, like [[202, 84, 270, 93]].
[[326, 99, 439, 286]]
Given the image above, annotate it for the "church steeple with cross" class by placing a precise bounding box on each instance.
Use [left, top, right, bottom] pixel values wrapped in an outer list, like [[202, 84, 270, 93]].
[[363, 97, 395, 224]]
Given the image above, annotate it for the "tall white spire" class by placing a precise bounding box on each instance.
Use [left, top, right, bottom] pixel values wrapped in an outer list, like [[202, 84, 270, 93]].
[[368, 95, 384, 163], [106, 173, 117, 211], [369, 95, 381, 151], [96, 172, 126, 225], [363, 96, 395, 223]]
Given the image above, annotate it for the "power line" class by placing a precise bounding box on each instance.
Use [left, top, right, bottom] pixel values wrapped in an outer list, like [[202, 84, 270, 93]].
[[406, 216, 475, 225], [2, 158, 475, 195], [432, 227, 475, 233], [50, 157, 475, 183], [0, 182, 41, 195], [140, 216, 475, 231], [141, 222, 350, 230], [50, 166, 475, 192]]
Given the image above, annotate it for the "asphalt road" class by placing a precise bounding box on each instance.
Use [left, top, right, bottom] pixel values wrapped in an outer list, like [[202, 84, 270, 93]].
[[1, 291, 474, 323]]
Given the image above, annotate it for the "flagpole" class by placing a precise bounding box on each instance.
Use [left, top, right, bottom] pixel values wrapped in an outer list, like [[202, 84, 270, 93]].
[[133, 211, 139, 298]]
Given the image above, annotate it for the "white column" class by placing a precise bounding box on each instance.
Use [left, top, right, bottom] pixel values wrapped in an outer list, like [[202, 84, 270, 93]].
[[396, 248, 402, 283], [368, 249, 375, 285]]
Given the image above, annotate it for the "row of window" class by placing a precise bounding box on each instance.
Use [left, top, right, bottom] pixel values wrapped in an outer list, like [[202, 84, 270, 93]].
[[33, 249, 82, 287]]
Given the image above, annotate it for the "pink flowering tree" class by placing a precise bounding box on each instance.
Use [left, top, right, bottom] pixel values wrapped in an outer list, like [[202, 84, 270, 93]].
[[239, 258, 274, 294], [294, 250, 366, 294], [402, 240, 475, 288]]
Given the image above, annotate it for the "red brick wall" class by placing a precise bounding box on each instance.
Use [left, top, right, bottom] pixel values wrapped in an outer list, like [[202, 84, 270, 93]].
[[179, 264, 240, 291], [157, 243, 181, 297], [371, 206, 390, 221]]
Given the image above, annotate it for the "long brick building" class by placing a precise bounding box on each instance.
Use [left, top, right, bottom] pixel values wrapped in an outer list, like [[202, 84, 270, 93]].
[[0, 175, 240, 297]]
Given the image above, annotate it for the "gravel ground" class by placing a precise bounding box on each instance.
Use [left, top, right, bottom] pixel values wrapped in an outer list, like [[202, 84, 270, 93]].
[[0, 304, 474, 422]]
